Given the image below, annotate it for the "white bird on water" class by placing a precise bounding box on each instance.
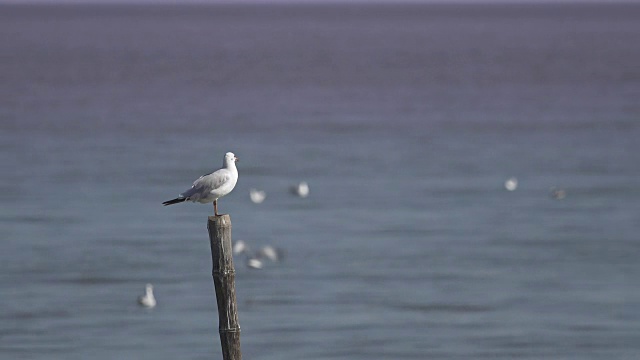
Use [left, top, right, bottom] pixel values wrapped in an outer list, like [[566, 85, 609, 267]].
[[163, 152, 239, 216], [259, 245, 281, 262], [249, 188, 266, 204], [290, 181, 309, 198], [246, 257, 264, 270], [138, 283, 157, 308], [504, 177, 518, 191], [233, 239, 249, 255]]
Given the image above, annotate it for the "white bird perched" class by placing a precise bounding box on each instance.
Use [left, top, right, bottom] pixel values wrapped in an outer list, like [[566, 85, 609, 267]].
[[504, 177, 518, 191], [163, 152, 239, 216], [138, 283, 157, 308], [290, 181, 309, 198], [249, 188, 266, 204]]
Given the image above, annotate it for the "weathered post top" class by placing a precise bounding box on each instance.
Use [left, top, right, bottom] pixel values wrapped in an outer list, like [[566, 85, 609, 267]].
[[207, 214, 242, 360], [208, 214, 232, 228]]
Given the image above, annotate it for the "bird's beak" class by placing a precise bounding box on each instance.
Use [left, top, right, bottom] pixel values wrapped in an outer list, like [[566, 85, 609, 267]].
[[235, 156, 239, 162]]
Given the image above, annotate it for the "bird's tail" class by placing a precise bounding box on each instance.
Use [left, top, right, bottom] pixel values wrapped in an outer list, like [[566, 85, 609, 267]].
[[162, 197, 186, 206]]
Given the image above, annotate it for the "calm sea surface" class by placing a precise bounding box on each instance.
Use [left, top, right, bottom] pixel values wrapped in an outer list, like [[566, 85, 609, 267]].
[[1, 3, 639, 359]]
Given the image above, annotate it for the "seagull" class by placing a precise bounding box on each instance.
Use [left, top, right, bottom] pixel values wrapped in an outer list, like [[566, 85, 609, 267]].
[[233, 240, 249, 255], [246, 257, 264, 270], [163, 152, 239, 216], [258, 245, 281, 262], [138, 283, 157, 308], [290, 181, 309, 198], [249, 188, 266, 204], [504, 177, 518, 191]]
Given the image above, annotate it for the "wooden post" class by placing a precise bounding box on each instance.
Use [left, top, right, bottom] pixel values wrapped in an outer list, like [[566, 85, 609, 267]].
[[207, 215, 242, 360]]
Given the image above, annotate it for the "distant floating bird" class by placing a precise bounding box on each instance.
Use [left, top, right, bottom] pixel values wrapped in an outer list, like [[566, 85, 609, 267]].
[[258, 245, 280, 262], [550, 187, 566, 200], [233, 240, 248, 255], [246, 257, 263, 270], [290, 181, 309, 198], [504, 177, 518, 191], [138, 283, 157, 308], [163, 152, 239, 216], [249, 188, 266, 204]]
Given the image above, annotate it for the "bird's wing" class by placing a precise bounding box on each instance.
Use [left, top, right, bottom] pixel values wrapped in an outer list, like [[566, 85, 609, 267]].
[[195, 169, 232, 190]]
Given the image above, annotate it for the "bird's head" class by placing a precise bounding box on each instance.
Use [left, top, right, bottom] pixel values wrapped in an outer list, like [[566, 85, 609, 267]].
[[225, 152, 239, 165]]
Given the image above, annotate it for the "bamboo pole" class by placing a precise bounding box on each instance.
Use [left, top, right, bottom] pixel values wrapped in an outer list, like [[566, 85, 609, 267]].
[[207, 215, 242, 360]]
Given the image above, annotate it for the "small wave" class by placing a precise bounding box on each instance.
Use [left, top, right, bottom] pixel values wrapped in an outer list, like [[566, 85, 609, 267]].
[[394, 302, 495, 314], [51, 276, 132, 285], [1, 309, 71, 321]]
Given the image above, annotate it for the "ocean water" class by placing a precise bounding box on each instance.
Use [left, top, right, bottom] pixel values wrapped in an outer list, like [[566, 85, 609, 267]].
[[1, 3, 639, 359]]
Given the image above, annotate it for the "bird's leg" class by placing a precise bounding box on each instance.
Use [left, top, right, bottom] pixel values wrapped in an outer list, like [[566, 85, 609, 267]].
[[214, 200, 219, 216]]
